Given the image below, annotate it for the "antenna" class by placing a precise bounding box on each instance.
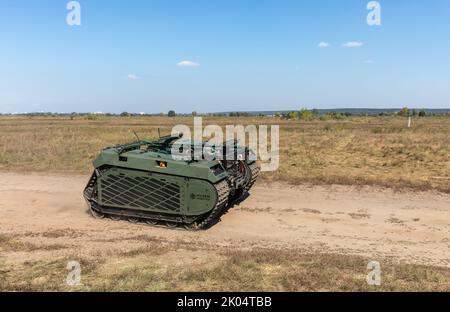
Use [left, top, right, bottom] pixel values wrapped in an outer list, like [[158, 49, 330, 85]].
[[132, 130, 141, 141]]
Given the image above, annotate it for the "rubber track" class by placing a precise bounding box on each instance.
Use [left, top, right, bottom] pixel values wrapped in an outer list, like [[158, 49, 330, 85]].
[[245, 162, 260, 192]]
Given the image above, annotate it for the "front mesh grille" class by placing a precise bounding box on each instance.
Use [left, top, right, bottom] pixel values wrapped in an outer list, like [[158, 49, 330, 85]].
[[100, 173, 181, 212]]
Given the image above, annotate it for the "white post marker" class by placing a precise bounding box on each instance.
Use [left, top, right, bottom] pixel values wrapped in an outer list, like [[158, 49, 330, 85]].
[[408, 117, 412, 128]]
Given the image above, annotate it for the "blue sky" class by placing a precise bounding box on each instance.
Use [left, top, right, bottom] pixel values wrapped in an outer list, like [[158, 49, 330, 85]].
[[0, 0, 449, 113]]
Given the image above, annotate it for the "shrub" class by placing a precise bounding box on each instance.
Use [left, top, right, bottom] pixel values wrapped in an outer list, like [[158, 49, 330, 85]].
[[86, 114, 98, 120], [398, 107, 410, 117]]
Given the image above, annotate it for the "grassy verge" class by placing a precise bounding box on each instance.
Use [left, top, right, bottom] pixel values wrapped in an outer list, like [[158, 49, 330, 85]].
[[1, 235, 449, 291]]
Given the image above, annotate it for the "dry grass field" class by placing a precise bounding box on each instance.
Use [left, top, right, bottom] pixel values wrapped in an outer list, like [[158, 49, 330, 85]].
[[0, 115, 449, 292], [2, 234, 449, 292], [0, 115, 449, 192]]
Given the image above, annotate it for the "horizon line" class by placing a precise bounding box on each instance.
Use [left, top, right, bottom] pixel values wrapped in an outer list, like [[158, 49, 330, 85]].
[[2, 107, 450, 115]]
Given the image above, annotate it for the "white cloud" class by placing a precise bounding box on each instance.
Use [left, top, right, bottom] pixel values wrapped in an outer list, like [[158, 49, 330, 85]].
[[343, 41, 364, 48], [365, 59, 375, 64], [177, 60, 200, 67], [127, 74, 139, 80], [318, 42, 330, 48]]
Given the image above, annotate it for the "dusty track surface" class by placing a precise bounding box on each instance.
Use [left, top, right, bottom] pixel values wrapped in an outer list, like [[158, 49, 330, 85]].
[[1, 172, 449, 267]]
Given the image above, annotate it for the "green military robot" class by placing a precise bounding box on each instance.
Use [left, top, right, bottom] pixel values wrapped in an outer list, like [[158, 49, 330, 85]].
[[84, 134, 259, 230]]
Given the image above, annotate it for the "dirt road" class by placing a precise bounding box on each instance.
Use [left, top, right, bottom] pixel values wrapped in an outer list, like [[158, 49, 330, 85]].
[[1, 172, 449, 268]]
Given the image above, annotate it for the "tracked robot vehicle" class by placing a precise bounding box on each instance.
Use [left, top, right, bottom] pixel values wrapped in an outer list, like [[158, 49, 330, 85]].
[[83, 134, 260, 230]]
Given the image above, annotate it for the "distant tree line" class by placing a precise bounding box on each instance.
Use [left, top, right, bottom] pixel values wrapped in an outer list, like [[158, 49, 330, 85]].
[[397, 107, 428, 117], [275, 107, 440, 120], [1, 108, 448, 118]]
